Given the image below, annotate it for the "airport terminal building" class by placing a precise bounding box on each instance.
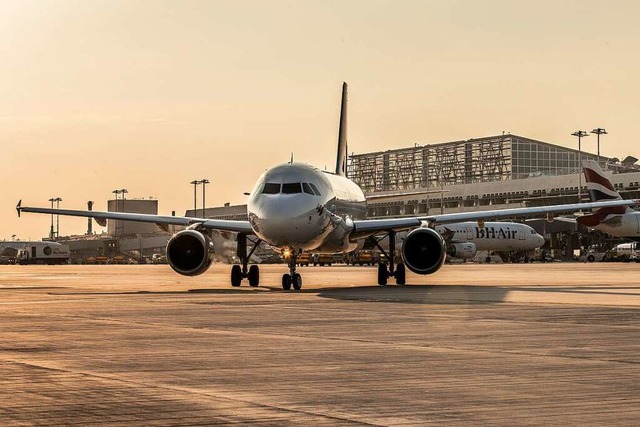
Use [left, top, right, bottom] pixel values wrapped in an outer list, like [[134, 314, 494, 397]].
[[347, 134, 640, 219]]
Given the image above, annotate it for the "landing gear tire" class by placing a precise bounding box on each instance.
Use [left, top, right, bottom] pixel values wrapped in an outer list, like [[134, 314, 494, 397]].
[[248, 265, 260, 287], [282, 274, 292, 291], [377, 262, 388, 286], [231, 264, 242, 287], [395, 263, 406, 285], [292, 273, 302, 290]]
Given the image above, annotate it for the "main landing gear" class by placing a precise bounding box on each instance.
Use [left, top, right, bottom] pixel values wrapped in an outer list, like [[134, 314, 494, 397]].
[[369, 231, 406, 286], [230, 234, 262, 287], [282, 251, 302, 291]]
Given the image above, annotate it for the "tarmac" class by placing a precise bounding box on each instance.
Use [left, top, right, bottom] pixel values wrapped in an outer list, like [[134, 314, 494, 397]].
[[1, 263, 640, 425]]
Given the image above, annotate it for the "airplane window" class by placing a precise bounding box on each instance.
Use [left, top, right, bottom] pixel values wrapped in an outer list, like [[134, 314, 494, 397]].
[[308, 183, 321, 196], [282, 183, 302, 194], [302, 183, 315, 195], [262, 183, 281, 194]]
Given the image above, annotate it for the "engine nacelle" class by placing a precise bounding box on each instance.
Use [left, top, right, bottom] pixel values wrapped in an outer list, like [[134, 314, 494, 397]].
[[446, 242, 477, 260], [401, 227, 446, 275], [166, 230, 215, 276]]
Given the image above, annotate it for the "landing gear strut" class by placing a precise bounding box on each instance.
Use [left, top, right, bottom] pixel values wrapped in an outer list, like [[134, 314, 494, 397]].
[[230, 234, 262, 287], [369, 231, 406, 286], [282, 251, 302, 291]]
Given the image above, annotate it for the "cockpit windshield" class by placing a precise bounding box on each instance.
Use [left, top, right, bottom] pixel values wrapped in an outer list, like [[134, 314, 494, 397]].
[[282, 183, 302, 194], [308, 183, 321, 196], [261, 182, 321, 196], [262, 183, 281, 194]]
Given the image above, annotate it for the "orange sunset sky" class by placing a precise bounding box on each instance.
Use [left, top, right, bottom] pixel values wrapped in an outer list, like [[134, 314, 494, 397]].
[[2, 0, 640, 239]]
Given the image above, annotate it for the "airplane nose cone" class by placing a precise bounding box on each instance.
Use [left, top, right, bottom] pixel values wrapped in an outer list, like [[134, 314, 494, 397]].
[[537, 234, 545, 247], [250, 195, 325, 247]]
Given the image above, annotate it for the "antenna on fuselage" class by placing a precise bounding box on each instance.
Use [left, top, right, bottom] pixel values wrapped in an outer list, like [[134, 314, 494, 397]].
[[290, 152, 294, 164]]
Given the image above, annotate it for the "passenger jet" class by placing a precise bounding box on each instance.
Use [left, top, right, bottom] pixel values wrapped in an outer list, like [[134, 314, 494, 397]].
[[579, 159, 640, 241], [16, 84, 638, 289]]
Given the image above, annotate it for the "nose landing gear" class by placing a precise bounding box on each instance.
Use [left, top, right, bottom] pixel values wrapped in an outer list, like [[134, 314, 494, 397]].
[[230, 234, 262, 287], [282, 251, 302, 291]]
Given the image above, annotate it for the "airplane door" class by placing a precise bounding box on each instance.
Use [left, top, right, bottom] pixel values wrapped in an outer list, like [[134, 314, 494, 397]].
[[31, 246, 37, 258], [466, 226, 473, 240], [636, 215, 640, 234], [518, 226, 525, 240]]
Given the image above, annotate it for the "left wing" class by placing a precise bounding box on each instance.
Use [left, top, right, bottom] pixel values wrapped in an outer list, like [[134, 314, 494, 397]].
[[16, 201, 254, 234], [351, 199, 639, 238]]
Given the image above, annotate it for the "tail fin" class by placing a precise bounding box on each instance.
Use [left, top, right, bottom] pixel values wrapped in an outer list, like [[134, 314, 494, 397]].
[[582, 160, 623, 202], [578, 160, 631, 227], [335, 82, 348, 176]]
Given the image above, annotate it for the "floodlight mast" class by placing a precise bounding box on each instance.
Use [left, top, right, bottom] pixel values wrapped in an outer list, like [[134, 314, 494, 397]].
[[571, 130, 589, 201], [590, 128, 607, 165]]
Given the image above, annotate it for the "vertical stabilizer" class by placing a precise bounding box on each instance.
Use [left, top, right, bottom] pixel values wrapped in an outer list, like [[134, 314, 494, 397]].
[[578, 160, 631, 228], [335, 82, 348, 176], [583, 160, 627, 204]]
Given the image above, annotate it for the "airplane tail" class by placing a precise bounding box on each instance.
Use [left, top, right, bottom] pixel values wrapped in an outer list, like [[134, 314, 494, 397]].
[[335, 82, 348, 176], [583, 160, 624, 203], [577, 160, 631, 227]]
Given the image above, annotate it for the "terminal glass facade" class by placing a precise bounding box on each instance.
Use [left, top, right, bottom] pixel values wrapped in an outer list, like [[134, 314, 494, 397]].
[[348, 134, 607, 193]]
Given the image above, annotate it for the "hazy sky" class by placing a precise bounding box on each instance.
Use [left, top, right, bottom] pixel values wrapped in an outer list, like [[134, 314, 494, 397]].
[[3, 0, 640, 239]]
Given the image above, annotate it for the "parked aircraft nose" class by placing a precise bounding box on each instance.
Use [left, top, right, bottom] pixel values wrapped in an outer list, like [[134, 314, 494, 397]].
[[536, 233, 545, 247]]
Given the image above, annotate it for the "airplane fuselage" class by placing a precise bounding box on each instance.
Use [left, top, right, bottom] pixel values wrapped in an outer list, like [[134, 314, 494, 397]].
[[434, 222, 544, 251], [593, 211, 640, 242]]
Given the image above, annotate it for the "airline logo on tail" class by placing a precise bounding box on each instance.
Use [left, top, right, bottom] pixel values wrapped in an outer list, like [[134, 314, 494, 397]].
[[578, 160, 629, 227]]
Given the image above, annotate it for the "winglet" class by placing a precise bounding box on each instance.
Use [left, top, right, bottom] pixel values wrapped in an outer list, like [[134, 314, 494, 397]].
[[335, 82, 348, 176], [16, 200, 21, 218]]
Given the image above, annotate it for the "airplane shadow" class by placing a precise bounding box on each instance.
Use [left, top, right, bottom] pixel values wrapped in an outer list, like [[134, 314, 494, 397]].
[[317, 285, 511, 305], [49, 288, 271, 296]]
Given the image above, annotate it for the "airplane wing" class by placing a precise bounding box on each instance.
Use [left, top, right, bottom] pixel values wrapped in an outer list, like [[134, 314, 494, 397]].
[[351, 199, 639, 238], [16, 201, 254, 234]]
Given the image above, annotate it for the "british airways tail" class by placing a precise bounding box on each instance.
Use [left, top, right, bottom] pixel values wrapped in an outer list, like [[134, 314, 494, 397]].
[[335, 82, 348, 176], [582, 160, 633, 213], [578, 160, 632, 228]]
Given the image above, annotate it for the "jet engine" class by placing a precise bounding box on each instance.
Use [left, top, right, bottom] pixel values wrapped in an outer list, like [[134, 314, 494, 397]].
[[446, 242, 477, 260], [401, 227, 446, 275], [166, 230, 215, 276]]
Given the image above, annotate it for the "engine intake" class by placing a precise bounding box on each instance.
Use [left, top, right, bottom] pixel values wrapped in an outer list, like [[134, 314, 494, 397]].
[[401, 227, 446, 275], [166, 230, 214, 276]]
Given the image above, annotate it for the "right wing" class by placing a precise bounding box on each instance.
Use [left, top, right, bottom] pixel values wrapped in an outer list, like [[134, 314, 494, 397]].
[[16, 201, 254, 234], [350, 199, 639, 239]]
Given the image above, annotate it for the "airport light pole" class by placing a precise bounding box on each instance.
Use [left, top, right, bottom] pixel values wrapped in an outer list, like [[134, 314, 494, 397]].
[[571, 130, 589, 201], [112, 189, 120, 236], [190, 180, 201, 217], [48, 198, 55, 239], [201, 179, 210, 218], [53, 197, 62, 238], [120, 189, 128, 236], [591, 128, 607, 166]]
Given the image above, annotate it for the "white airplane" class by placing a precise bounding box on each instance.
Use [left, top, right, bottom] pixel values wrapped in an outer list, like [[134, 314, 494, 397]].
[[17, 84, 639, 289], [579, 160, 640, 241], [435, 222, 544, 258], [373, 222, 544, 260]]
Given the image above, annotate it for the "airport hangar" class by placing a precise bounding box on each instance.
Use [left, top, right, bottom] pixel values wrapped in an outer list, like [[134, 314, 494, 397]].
[[196, 133, 640, 259]]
